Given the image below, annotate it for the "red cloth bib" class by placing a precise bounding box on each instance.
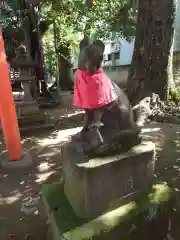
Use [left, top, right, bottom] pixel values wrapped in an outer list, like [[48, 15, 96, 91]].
[[73, 68, 117, 109]]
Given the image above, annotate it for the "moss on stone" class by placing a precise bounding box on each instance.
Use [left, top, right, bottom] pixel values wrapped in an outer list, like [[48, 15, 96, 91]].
[[42, 181, 174, 240], [134, 182, 173, 207], [62, 183, 173, 240], [41, 182, 67, 212], [51, 204, 86, 234]]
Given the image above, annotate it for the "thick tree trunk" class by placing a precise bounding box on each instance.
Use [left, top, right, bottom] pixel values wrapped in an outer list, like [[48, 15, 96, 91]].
[[127, 0, 176, 106]]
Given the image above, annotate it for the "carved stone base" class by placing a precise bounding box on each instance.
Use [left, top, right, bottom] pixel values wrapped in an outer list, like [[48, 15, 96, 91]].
[[61, 141, 155, 220]]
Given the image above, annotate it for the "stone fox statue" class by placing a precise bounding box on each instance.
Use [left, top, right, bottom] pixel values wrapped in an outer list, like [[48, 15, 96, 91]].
[[73, 39, 138, 154]]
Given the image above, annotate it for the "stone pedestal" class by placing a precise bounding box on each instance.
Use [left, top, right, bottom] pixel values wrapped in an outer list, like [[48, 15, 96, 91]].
[[9, 58, 54, 131], [14, 80, 54, 133], [16, 77, 39, 116], [62, 141, 155, 220]]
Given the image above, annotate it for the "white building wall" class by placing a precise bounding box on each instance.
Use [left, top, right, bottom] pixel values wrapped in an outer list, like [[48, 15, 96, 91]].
[[102, 38, 135, 67]]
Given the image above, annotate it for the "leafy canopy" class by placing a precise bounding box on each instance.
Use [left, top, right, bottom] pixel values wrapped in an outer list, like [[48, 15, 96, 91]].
[[40, 0, 135, 40]]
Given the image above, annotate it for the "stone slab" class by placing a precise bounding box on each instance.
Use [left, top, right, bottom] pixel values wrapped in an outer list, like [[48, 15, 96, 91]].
[[18, 113, 47, 127], [0, 150, 33, 168], [42, 182, 173, 240], [16, 101, 39, 116], [62, 141, 155, 219], [20, 123, 54, 134], [0, 123, 54, 137], [0, 113, 54, 136], [39, 100, 60, 109]]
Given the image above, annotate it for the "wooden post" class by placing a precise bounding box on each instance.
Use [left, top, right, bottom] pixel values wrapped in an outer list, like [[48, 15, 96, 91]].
[[0, 27, 22, 160]]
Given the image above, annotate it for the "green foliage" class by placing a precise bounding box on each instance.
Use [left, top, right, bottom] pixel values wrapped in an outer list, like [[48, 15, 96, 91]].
[[0, 0, 22, 27], [169, 87, 180, 105], [41, 0, 135, 39], [42, 23, 81, 77], [1, 0, 136, 81], [43, 26, 56, 77], [41, 0, 135, 76], [0, 0, 22, 58]]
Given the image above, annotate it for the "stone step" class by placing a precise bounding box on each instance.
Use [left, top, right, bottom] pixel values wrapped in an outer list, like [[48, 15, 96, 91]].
[[41, 182, 174, 240], [19, 113, 54, 134], [18, 113, 48, 126], [39, 101, 60, 109], [15, 101, 38, 106], [20, 123, 54, 134]]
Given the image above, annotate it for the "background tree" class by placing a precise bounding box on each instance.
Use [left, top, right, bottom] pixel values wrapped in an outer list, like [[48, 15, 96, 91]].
[[127, 0, 176, 106], [1, 0, 136, 92], [40, 0, 134, 90], [1, 0, 52, 95], [0, 0, 22, 59]]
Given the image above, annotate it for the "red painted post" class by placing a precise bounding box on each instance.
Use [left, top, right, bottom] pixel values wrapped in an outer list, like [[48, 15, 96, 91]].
[[0, 27, 22, 160]]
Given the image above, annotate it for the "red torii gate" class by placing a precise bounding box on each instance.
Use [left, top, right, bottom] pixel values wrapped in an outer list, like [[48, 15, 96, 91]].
[[0, 27, 22, 161]]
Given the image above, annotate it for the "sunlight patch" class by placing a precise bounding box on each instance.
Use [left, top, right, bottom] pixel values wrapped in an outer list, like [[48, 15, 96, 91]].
[[141, 127, 161, 133], [36, 127, 82, 146], [35, 171, 55, 183], [61, 110, 84, 118], [37, 162, 55, 172], [4, 192, 21, 204]]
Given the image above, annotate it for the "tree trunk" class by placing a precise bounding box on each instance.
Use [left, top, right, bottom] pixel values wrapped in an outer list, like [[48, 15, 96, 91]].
[[19, 0, 41, 96], [83, 0, 93, 40], [58, 44, 73, 90], [127, 0, 176, 106], [53, 21, 59, 84], [30, 6, 49, 96], [25, 1, 50, 97]]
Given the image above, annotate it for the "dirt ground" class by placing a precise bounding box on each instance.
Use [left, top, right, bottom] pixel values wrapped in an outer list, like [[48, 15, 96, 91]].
[[1, 106, 180, 240]]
